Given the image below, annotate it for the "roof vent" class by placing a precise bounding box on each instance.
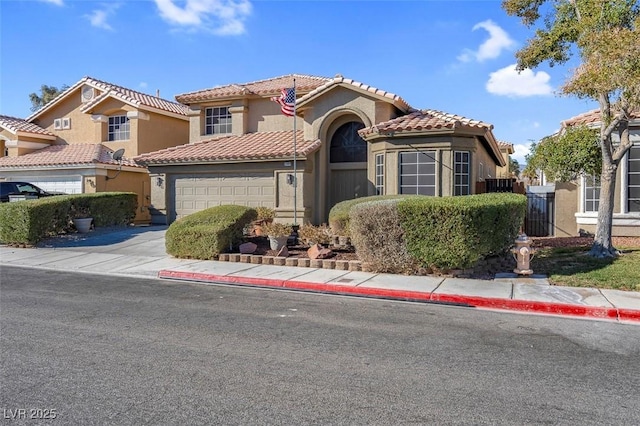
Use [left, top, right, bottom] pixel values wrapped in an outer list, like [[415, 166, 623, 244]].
[[81, 86, 95, 103]]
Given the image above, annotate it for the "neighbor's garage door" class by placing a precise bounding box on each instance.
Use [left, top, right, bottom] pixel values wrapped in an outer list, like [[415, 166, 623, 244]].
[[18, 176, 82, 194], [173, 173, 274, 219]]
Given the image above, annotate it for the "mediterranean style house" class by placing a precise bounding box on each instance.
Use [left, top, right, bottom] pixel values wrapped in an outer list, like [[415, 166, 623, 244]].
[[550, 109, 640, 237], [0, 77, 189, 222], [135, 73, 509, 225]]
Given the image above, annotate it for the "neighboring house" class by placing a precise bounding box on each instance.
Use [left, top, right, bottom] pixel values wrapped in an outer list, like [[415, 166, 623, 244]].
[[0, 77, 190, 222], [548, 109, 640, 237], [496, 141, 515, 178], [135, 73, 506, 225]]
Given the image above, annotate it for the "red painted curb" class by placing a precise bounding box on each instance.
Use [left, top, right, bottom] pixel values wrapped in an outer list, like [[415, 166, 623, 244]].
[[158, 270, 640, 322]]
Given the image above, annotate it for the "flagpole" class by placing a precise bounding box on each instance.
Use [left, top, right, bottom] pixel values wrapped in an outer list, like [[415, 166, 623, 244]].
[[293, 78, 297, 226]]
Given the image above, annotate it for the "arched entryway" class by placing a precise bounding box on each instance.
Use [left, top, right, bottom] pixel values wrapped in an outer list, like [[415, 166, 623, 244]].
[[328, 121, 370, 210]]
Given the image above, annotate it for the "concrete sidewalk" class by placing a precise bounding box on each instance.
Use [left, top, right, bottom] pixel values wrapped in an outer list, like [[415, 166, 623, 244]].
[[1, 225, 639, 323]]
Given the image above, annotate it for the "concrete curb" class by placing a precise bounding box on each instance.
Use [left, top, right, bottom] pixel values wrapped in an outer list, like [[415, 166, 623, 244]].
[[158, 270, 639, 323]]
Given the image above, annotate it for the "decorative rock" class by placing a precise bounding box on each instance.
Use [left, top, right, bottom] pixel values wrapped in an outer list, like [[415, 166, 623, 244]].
[[239, 242, 257, 254], [335, 260, 349, 271], [322, 259, 336, 269], [285, 258, 298, 267], [240, 254, 251, 263], [307, 244, 333, 260], [262, 256, 275, 265], [219, 253, 230, 261], [310, 259, 323, 268], [297, 258, 311, 268], [273, 257, 286, 266], [228, 254, 241, 262], [277, 246, 289, 257]]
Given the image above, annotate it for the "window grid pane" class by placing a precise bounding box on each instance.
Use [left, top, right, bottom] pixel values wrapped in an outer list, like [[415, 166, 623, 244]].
[[454, 151, 470, 196], [399, 151, 436, 196], [108, 115, 130, 141], [584, 175, 600, 212], [375, 153, 384, 195], [205, 107, 232, 135], [629, 145, 640, 212]]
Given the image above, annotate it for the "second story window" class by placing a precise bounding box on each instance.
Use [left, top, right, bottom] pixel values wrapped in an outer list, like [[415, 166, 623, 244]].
[[108, 115, 130, 141], [205, 107, 231, 135]]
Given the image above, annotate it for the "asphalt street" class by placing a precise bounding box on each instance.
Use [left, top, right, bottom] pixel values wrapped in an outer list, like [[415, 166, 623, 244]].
[[2, 266, 640, 425]]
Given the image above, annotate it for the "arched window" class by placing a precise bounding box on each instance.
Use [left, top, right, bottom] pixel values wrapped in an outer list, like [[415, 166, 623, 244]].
[[330, 122, 367, 163]]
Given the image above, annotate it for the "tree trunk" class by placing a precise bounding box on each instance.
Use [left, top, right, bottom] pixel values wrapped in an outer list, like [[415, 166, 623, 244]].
[[589, 163, 618, 257]]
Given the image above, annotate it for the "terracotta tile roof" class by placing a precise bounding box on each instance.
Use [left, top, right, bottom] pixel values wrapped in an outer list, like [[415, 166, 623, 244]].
[[498, 141, 514, 153], [297, 74, 412, 112], [0, 115, 55, 137], [26, 76, 188, 121], [175, 74, 331, 103], [0, 144, 143, 169], [135, 131, 321, 165], [79, 77, 189, 116], [359, 109, 493, 138], [562, 108, 640, 127]]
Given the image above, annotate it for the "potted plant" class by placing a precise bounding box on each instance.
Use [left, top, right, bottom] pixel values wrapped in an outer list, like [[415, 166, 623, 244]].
[[70, 204, 93, 233], [261, 222, 292, 250], [253, 207, 275, 236]]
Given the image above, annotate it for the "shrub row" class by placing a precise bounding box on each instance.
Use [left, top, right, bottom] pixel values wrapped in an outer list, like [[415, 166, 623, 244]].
[[328, 194, 422, 236], [349, 193, 527, 272], [0, 192, 137, 245], [165, 205, 257, 259]]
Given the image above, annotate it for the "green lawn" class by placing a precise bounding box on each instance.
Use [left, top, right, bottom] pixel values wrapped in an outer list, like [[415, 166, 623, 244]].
[[531, 246, 640, 291]]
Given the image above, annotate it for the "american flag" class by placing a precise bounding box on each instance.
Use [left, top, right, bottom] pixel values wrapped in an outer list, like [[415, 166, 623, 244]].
[[271, 87, 296, 117]]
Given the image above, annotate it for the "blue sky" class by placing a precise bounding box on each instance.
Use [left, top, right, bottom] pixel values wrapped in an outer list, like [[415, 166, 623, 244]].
[[0, 0, 598, 164]]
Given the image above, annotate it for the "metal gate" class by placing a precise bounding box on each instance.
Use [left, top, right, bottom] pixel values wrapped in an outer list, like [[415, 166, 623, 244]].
[[525, 186, 555, 237]]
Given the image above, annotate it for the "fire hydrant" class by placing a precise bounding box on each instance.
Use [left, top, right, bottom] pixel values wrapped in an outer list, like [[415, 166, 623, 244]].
[[511, 234, 535, 275]]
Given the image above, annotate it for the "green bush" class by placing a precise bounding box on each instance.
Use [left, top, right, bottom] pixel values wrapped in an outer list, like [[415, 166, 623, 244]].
[[328, 195, 423, 236], [347, 193, 526, 272], [165, 205, 257, 259], [397, 193, 526, 269], [0, 192, 137, 245]]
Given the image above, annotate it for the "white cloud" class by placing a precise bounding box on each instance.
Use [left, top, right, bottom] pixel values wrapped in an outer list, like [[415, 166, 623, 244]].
[[458, 20, 515, 63], [85, 4, 120, 30], [512, 143, 532, 164], [154, 0, 252, 35], [39, 0, 64, 6], [486, 64, 553, 97]]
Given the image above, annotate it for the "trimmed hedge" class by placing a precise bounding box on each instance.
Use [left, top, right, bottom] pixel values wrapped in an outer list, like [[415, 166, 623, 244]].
[[398, 193, 526, 269], [349, 193, 527, 272], [349, 199, 419, 274], [0, 192, 137, 245], [165, 205, 257, 259], [328, 195, 423, 236]]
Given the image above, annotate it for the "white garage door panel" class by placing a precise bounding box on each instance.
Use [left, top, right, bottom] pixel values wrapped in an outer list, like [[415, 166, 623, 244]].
[[17, 176, 82, 194], [174, 173, 274, 219]]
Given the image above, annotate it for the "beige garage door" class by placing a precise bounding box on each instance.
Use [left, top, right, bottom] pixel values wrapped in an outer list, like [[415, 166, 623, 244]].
[[173, 173, 275, 219]]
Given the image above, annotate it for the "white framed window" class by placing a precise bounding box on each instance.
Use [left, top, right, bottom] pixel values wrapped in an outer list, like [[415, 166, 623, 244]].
[[584, 175, 600, 212], [205, 107, 231, 135], [399, 151, 436, 196], [54, 118, 62, 130], [628, 145, 640, 212], [454, 151, 470, 196], [375, 153, 384, 195], [108, 115, 130, 141], [62, 117, 71, 129]]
